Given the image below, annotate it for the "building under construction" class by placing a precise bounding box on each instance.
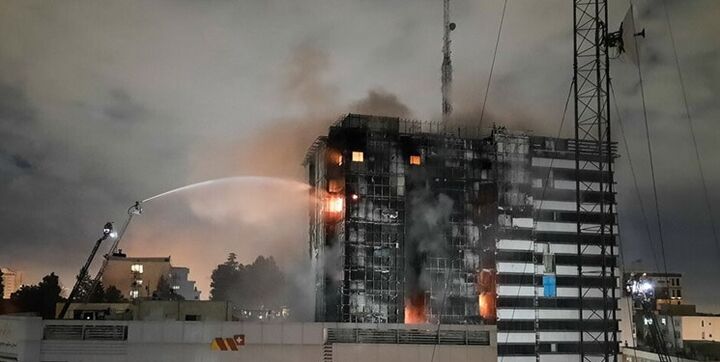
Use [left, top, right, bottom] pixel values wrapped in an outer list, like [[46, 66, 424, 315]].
[[305, 113, 618, 360]]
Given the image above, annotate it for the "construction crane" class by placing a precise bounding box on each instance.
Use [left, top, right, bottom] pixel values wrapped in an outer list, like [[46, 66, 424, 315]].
[[441, 0, 455, 121], [626, 274, 672, 362], [57, 222, 116, 319]]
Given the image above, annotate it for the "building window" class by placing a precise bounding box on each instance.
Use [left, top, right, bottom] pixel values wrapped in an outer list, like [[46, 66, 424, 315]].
[[327, 196, 344, 213], [130, 290, 139, 299], [185, 314, 200, 321], [409, 155, 421, 165], [352, 151, 364, 162], [131, 264, 143, 273], [136, 279, 143, 285]]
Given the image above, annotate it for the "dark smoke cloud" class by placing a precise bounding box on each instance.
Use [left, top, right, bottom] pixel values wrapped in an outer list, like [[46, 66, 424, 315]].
[[351, 88, 413, 118], [0, 0, 718, 313]]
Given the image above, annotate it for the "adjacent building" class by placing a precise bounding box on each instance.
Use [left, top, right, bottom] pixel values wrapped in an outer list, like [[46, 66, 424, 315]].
[[102, 252, 200, 300], [55, 300, 232, 321], [170, 266, 201, 300], [0, 315, 496, 362], [305, 114, 619, 361], [0, 267, 22, 299]]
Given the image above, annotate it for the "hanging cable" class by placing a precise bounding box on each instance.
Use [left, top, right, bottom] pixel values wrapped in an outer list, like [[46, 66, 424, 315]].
[[628, 5, 678, 357], [610, 79, 648, 355], [661, 1, 720, 257], [609, 82, 660, 271], [479, 0, 508, 125]]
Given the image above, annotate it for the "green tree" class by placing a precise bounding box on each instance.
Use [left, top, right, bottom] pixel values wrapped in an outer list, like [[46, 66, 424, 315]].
[[104, 286, 127, 303], [210, 253, 240, 301], [210, 253, 287, 309], [11, 272, 64, 319]]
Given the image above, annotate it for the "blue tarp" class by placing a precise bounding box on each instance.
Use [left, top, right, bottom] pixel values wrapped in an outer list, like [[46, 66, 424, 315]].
[[543, 274, 557, 297]]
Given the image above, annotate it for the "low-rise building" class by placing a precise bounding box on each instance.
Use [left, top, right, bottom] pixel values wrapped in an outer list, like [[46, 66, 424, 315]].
[[0, 315, 497, 362], [1, 267, 23, 299], [170, 266, 200, 300], [101, 252, 200, 300], [56, 300, 233, 321]]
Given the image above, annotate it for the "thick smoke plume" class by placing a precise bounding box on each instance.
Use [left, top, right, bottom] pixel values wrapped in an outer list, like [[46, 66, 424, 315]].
[[405, 187, 453, 301], [126, 45, 416, 321]]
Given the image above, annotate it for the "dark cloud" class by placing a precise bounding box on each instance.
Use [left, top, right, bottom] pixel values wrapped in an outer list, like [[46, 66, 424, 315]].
[[11, 154, 32, 170], [350, 88, 412, 118], [0, 83, 34, 123], [103, 88, 145, 123], [0, 0, 717, 313]]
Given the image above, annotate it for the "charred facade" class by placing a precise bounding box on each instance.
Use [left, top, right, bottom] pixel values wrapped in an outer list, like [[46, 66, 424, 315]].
[[305, 114, 619, 355]]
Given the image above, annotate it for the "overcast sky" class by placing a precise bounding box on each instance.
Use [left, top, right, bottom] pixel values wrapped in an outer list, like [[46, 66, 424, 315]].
[[1, 0, 718, 311]]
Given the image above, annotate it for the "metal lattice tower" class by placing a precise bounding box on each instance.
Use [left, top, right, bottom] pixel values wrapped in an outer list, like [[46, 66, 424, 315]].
[[441, 0, 453, 121], [573, 0, 617, 361]]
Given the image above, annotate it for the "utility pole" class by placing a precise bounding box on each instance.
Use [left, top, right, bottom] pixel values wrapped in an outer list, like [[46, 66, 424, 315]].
[[572, 1, 618, 361]]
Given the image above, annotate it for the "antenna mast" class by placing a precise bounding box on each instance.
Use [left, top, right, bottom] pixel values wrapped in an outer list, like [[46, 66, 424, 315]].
[[441, 0, 455, 121]]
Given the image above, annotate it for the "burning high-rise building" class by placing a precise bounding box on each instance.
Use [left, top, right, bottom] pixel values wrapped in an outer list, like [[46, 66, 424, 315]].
[[305, 114, 618, 359]]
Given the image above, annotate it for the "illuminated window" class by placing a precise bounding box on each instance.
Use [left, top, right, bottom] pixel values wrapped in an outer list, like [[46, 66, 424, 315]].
[[410, 155, 421, 165], [136, 279, 143, 285], [337, 155, 343, 166], [172, 285, 180, 290], [327, 196, 344, 213], [352, 151, 364, 162], [131, 264, 143, 273], [130, 290, 139, 299]]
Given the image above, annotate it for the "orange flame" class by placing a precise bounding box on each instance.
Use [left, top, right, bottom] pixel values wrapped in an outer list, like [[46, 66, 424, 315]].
[[404, 293, 427, 324], [326, 196, 344, 213], [477, 269, 497, 323]]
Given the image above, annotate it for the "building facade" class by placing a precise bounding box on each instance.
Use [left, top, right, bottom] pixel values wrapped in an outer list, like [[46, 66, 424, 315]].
[[0, 267, 22, 299], [305, 114, 620, 361], [170, 267, 201, 300], [0, 316, 496, 362], [102, 254, 200, 300]]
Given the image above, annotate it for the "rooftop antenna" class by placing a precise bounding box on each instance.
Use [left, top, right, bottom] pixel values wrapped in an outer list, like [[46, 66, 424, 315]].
[[441, 0, 456, 122]]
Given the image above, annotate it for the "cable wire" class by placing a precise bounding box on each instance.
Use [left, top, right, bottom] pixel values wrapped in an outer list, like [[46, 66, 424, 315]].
[[661, 0, 720, 259], [610, 79, 644, 358], [479, 0, 509, 126], [609, 82, 660, 271], [628, 6, 678, 358]]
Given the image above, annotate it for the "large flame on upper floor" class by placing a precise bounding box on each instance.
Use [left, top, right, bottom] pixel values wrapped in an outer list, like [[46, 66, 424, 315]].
[[404, 293, 427, 324]]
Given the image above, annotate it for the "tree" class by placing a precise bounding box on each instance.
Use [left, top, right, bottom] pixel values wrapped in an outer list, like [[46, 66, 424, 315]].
[[104, 286, 127, 303], [210, 253, 241, 301], [153, 276, 184, 301], [209, 253, 287, 309], [11, 272, 64, 319]]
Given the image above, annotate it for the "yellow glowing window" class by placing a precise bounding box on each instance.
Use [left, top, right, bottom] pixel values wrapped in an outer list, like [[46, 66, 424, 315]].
[[327, 196, 344, 213], [337, 155, 343, 166], [410, 155, 421, 165], [352, 151, 364, 162]]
